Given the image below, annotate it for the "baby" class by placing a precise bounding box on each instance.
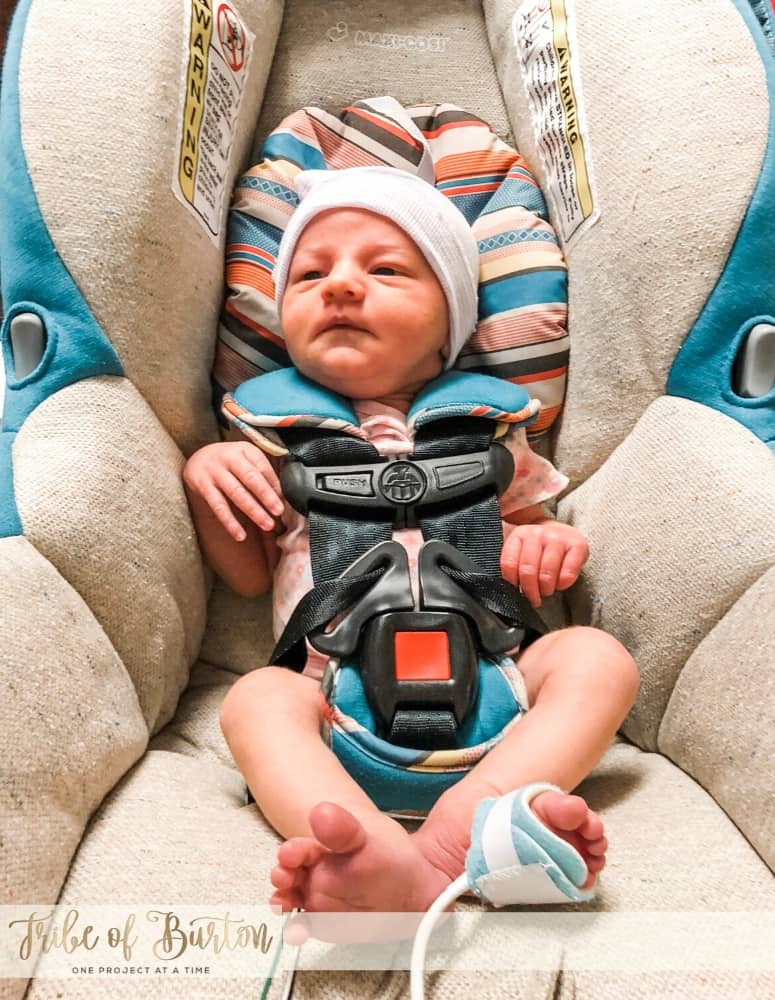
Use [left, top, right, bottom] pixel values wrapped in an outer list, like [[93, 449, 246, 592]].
[[183, 166, 639, 919]]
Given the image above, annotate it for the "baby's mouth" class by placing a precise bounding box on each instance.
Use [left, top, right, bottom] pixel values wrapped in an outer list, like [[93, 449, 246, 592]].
[[318, 317, 368, 335]]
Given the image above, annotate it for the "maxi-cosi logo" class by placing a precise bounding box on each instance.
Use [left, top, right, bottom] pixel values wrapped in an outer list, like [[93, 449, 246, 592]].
[[326, 21, 448, 53]]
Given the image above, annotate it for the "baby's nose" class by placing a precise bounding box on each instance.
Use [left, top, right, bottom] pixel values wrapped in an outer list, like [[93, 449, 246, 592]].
[[322, 264, 364, 299]]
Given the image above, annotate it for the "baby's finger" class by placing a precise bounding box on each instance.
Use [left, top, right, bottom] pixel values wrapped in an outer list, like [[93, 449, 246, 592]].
[[557, 542, 589, 590], [199, 482, 247, 541], [517, 533, 543, 608], [239, 451, 284, 515], [216, 470, 276, 531], [500, 531, 522, 585], [538, 540, 567, 597]]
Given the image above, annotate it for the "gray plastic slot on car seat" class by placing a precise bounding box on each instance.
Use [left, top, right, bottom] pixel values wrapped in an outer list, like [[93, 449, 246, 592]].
[[733, 324, 775, 398], [9, 312, 47, 380]]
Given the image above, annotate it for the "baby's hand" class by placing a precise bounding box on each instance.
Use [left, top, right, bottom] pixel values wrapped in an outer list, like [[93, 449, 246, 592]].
[[501, 519, 589, 608], [183, 441, 284, 541]]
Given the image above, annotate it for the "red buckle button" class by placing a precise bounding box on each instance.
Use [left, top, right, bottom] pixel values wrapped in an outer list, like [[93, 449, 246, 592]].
[[394, 631, 451, 681]]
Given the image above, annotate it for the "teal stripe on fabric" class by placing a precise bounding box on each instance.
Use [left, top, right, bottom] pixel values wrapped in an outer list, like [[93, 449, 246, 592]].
[[749, 0, 774, 53], [480, 179, 547, 220], [478, 269, 568, 320], [234, 174, 300, 206], [331, 731, 465, 813], [0, 432, 22, 537], [438, 174, 504, 190], [226, 250, 274, 270], [448, 191, 496, 223], [0, 0, 122, 538], [260, 133, 327, 171], [227, 209, 283, 255], [666, 0, 775, 450], [478, 229, 559, 253]]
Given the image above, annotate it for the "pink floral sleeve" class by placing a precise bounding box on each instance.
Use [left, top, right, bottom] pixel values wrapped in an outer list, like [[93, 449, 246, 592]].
[[498, 427, 569, 518]]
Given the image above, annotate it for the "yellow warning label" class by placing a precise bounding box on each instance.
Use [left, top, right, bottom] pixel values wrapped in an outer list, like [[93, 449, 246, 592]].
[[179, 0, 214, 204], [513, 0, 598, 245], [549, 0, 594, 219], [174, 0, 254, 241]]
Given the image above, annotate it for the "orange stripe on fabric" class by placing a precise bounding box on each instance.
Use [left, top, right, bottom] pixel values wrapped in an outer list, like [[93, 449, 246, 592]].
[[421, 119, 489, 139], [227, 263, 275, 297], [517, 366, 568, 383], [435, 150, 523, 178], [229, 243, 275, 264], [525, 405, 561, 433], [345, 106, 423, 149], [442, 182, 501, 197]]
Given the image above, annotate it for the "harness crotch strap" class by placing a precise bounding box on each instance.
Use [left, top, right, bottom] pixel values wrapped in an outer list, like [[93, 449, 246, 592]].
[[222, 367, 546, 750]]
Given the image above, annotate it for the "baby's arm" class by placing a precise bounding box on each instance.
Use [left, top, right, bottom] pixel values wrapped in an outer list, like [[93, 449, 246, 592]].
[[183, 441, 284, 597], [501, 503, 589, 608]]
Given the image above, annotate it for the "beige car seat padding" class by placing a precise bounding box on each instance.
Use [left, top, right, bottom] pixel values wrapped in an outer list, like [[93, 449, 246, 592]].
[[560, 397, 775, 751], [660, 565, 775, 870], [492, 0, 768, 484], [13, 377, 208, 733], [0, 535, 147, 907]]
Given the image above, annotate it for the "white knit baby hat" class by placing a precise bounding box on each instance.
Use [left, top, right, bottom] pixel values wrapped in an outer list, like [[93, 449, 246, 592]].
[[272, 166, 480, 368]]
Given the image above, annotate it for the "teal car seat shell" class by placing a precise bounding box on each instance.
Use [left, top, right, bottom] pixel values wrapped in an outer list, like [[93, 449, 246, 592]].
[[0, 0, 123, 537]]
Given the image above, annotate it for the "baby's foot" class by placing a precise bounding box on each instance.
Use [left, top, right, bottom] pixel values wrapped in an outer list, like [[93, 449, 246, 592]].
[[269, 802, 456, 930], [530, 790, 607, 889], [413, 786, 607, 900]]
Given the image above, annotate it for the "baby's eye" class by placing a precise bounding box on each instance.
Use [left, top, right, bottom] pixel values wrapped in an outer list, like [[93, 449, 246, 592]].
[[372, 266, 399, 276], [299, 270, 325, 281]]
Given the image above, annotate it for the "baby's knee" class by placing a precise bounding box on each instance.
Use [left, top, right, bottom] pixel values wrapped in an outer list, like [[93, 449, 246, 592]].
[[219, 665, 300, 736], [568, 626, 639, 704]]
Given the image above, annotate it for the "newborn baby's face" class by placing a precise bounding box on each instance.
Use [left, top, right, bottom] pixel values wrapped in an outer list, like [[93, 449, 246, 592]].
[[280, 208, 449, 408]]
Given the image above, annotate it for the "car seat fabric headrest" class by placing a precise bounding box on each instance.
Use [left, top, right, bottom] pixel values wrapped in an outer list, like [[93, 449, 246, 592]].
[[214, 95, 569, 447]]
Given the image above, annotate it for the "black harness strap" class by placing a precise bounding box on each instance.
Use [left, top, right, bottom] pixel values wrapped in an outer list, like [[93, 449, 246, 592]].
[[269, 428, 394, 670], [268, 415, 546, 747], [269, 567, 385, 671], [412, 417, 504, 574], [277, 428, 393, 581]]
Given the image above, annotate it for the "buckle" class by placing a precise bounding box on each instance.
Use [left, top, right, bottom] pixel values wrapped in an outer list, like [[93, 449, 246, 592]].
[[360, 610, 478, 748], [308, 541, 414, 658], [280, 442, 514, 524], [419, 540, 525, 654]]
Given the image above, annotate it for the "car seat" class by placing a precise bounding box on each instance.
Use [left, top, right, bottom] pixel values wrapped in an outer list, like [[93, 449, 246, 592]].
[[1, 1, 774, 998]]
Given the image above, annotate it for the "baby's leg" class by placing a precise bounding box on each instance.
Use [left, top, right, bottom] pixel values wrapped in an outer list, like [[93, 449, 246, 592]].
[[412, 626, 639, 887], [219, 667, 457, 914]]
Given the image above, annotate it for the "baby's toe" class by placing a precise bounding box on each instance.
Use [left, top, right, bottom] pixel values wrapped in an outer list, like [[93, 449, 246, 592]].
[[586, 835, 607, 857], [270, 889, 303, 913], [579, 811, 605, 840], [277, 836, 325, 869], [538, 791, 588, 830], [271, 864, 303, 891], [585, 853, 606, 875]]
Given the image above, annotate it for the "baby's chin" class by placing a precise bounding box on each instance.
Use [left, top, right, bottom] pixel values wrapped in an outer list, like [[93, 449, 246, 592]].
[[296, 347, 393, 397]]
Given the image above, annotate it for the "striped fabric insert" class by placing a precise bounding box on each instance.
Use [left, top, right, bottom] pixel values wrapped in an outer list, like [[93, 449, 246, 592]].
[[215, 96, 569, 444]]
